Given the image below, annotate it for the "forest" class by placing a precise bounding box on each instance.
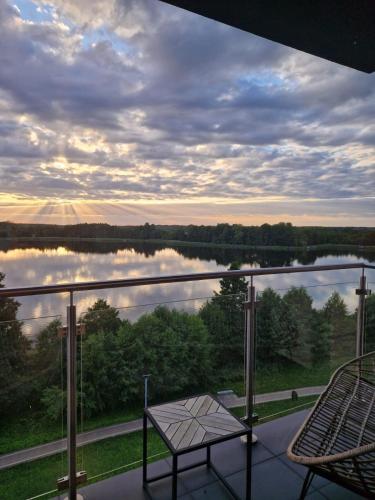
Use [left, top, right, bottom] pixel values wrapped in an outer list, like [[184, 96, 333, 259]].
[[1, 221, 375, 247], [1, 268, 374, 423]]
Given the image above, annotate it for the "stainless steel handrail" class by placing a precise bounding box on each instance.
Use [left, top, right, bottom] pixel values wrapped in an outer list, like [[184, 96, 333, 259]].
[[0, 262, 373, 298]]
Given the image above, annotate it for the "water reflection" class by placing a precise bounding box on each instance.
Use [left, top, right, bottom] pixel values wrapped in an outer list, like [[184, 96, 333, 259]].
[[1, 239, 374, 267], [0, 240, 374, 338]]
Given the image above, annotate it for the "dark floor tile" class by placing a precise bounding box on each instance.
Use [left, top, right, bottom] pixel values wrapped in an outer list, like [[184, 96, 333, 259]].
[[244, 456, 304, 500], [190, 480, 232, 500], [219, 469, 250, 499], [310, 474, 332, 492], [146, 475, 188, 500], [166, 437, 272, 485], [179, 464, 217, 492], [75, 459, 187, 500], [255, 409, 310, 457], [279, 454, 330, 490], [164, 438, 272, 495], [318, 483, 364, 499], [77, 467, 147, 500], [306, 491, 329, 499], [280, 459, 366, 499], [77, 469, 143, 500], [210, 437, 273, 477], [147, 459, 188, 499]]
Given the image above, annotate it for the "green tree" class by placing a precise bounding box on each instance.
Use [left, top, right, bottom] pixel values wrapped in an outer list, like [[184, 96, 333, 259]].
[[256, 288, 299, 364], [80, 306, 212, 414], [0, 273, 30, 416], [310, 314, 331, 366], [283, 287, 314, 364], [34, 319, 63, 387], [125, 307, 212, 403], [323, 291, 348, 323], [214, 262, 248, 298], [40, 386, 66, 422], [283, 287, 314, 329], [80, 299, 122, 336], [80, 328, 126, 415], [199, 301, 227, 367], [323, 291, 355, 360], [200, 263, 247, 368]]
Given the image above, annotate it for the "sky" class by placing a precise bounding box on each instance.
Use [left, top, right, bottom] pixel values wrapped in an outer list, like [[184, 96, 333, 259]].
[[0, 0, 374, 226]]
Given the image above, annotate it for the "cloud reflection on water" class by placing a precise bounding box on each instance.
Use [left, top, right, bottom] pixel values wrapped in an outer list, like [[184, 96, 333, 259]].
[[0, 243, 373, 338]]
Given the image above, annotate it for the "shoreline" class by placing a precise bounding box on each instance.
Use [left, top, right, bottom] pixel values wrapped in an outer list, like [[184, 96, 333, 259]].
[[1, 236, 374, 252]]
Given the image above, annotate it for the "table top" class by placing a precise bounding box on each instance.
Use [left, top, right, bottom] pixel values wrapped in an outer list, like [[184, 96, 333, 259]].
[[146, 394, 248, 453]]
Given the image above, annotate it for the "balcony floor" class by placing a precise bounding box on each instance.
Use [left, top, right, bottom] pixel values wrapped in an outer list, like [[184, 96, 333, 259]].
[[55, 410, 363, 499]]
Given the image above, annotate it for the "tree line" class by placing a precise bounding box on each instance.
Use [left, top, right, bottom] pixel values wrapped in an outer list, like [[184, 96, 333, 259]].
[[1, 221, 374, 247], [0, 269, 374, 421], [0, 238, 373, 270]]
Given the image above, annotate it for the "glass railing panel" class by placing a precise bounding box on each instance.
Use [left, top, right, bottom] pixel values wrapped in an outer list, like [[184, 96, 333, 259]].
[[253, 276, 361, 425], [0, 311, 66, 500], [2, 266, 372, 497], [73, 278, 247, 490]]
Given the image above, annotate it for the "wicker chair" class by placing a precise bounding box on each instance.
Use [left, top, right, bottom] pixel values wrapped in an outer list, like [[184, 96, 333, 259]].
[[287, 351, 375, 499]]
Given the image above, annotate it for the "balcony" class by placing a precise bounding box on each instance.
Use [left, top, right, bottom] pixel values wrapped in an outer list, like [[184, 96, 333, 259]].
[[0, 262, 374, 499], [53, 409, 364, 500]]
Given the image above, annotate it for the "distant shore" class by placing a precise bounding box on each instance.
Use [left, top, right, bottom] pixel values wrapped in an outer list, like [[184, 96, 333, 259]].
[[2, 236, 375, 252]]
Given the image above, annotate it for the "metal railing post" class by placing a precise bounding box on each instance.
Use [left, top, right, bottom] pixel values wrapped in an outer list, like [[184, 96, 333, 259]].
[[245, 277, 256, 427], [243, 277, 257, 499], [356, 272, 369, 357], [67, 292, 77, 500]]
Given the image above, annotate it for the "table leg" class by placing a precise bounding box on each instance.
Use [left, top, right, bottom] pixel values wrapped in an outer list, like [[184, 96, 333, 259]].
[[207, 445, 211, 468], [143, 413, 148, 486], [172, 455, 178, 500]]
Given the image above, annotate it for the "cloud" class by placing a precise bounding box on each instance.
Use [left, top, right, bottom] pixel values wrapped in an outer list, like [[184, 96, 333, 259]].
[[0, 0, 373, 225]]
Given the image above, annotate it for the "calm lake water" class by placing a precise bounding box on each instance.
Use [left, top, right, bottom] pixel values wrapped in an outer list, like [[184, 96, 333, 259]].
[[0, 240, 374, 338]]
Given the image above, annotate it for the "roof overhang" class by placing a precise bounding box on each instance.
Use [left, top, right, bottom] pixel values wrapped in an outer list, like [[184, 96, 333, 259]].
[[160, 0, 375, 73]]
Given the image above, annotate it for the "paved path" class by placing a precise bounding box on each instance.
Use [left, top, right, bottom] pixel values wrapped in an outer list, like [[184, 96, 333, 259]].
[[221, 385, 326, 407], [0, 385, 325, 471], [0, 419, 144, 471]]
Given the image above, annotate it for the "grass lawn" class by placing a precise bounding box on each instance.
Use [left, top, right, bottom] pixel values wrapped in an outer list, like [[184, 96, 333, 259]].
[[0, 428, 168, 500], [0, 406, 142, 455], [256, 362, 333, 393], [225, 361, 335, 398], [0, 395, 317, 500]]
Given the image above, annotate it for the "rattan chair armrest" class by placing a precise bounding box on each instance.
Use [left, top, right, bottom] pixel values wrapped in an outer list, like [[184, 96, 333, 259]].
[[287, 440, 375, 466]]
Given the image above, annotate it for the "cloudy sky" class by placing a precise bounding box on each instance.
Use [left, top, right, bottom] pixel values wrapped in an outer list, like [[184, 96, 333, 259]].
[[0, 0, 374, 226]]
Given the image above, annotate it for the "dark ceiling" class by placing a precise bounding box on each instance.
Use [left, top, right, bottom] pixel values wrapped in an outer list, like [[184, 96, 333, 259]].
[[160, 0, 375, 73]]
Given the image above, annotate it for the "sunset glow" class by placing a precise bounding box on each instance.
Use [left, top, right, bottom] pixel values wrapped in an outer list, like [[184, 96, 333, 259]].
[[0, 0, 374, 226]]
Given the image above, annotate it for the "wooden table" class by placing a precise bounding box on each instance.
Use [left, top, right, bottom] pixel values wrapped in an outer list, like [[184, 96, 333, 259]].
[[143, 393, 251, 499]]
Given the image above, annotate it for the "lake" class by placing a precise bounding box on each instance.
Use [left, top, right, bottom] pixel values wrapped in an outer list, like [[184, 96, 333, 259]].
[[0, 239, 374, 338]]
